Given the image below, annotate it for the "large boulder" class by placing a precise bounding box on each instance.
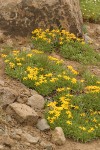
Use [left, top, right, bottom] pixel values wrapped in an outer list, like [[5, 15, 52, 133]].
[[0, 0, 83, 36]]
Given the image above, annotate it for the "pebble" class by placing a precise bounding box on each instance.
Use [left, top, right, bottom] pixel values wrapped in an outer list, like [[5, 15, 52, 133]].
[[27, 94, 45, 110], [52, 127, 66, 146], [21, 133, 40, 144], [36, 119, 50, 131]]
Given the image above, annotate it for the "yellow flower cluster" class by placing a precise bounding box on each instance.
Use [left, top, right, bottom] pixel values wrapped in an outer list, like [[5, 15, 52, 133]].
[[21, 63, 79, 88], [67, 65, 79, 75], [32, 49, 44, 54], [79, 126, 95, 133], [85, 85, 100, 93], [47, 95, 78, 124], [48, 56, 64, 64], [32, 29, 84, 45], [12, 50, 20, 55], [9, 62, 15, 68], [1, 54, 7, 58], [56, 87, 65, 92]]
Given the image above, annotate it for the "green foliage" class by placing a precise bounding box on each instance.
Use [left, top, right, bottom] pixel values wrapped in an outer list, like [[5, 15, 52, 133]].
[[32, 29, 100, 65], [80, 0, 100, 23], [60, 41, 100, 65]]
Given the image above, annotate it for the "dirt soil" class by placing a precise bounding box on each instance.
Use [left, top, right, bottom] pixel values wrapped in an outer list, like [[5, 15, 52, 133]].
[[0, 23, 100, 150]]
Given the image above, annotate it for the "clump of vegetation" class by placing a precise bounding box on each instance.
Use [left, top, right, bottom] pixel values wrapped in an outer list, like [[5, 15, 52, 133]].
[[80, 0, 100, 23], [1, 45, 100, 142], [32, 29, 100, 65]]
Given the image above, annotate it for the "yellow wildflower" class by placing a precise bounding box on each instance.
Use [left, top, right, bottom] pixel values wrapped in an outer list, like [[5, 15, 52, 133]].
[[88, 127, 94, 133], [56, 87, 65, 92], [27, 53, 32, 57], [66, 120, 72, 125], [17, 63, 22, 66], [79, 126, 86, 131], [23, 77, 28, 80], [4, 59, 9, 63], [80, 79, 84, 83], [45, 73, 53, 77], [93, 118, 97, 123], [1, 54, 7, 58], [9, 62, 15, 68], [80, 113, 86, 117], [32, 49, 44, 54], [96, 81, 100, 84], [71, 78, 77, 84], [50, 78, 58, 83]]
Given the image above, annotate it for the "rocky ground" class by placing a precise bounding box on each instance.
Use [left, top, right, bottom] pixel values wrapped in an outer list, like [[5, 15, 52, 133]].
[[0, 23, 100, 150]]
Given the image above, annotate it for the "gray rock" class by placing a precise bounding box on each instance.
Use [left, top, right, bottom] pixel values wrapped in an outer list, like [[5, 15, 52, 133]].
[[84, 33, 93, 44], [6, 102, 39, 125], [52, 127, 66, 146], [0, 0, 83, 36], [27, 94, 45, 110], [36, 119, 50, 131], [0, 87, 18, 107], [21, 133, 40, 144]]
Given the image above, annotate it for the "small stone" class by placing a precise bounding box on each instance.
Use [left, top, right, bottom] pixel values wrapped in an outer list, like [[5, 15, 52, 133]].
[[6, 102, 39, 125], [11, 133, 21, 140], [14, 129, 22, 135], [0, 145, 4, 150], [36, 119, 50, 131], [23, 142, 30, 146], [46, 146, 53, 150], [27, 94, 45, 109], [84, 33, 93, 44], [21, 133, 40, 144], [3, 136, 15, 147], [40, 141, 53, 150], [52, 127, 66, 146], [7, 115, 12, 122], [0, 87, 18, 108]]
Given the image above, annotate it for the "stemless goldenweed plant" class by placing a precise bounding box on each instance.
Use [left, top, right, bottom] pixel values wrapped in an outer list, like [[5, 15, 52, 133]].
[[1, 27, 100, 142], [1, 47, 100, 142], [32, 28, 84, 52], [32, 29, 100, 65]]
